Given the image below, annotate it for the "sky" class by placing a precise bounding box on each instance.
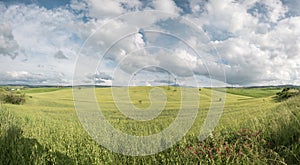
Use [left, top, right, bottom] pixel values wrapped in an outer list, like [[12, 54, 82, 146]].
[[0, 0, 299, 87]]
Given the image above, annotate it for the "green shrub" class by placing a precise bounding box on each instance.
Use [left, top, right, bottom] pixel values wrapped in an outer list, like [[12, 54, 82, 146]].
[[0, 93, 26, 105], [276, 87, 299, 101]]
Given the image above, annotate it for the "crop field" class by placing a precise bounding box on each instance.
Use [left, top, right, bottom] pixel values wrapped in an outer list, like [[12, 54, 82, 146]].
[[0, 86, 299, 164]]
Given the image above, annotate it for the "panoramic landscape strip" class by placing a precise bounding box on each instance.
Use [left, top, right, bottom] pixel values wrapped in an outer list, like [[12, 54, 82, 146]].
[[1, 0, 300, 164], [0, 86, 299, 164]]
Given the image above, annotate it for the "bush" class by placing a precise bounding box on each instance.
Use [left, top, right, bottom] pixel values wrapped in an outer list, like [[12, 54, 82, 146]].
[[276, 87, 299, 101], [0, 93, 26, 105]]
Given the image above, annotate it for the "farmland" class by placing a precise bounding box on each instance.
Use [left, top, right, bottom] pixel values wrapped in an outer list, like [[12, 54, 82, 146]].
[[0, 86, 299, 164]]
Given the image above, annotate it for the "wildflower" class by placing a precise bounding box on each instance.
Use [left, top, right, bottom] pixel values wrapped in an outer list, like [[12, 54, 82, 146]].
[[226, 147, 230, 153]]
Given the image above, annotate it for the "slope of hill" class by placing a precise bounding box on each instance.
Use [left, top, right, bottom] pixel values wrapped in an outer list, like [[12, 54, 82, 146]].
[[0, 87, 298, 164]]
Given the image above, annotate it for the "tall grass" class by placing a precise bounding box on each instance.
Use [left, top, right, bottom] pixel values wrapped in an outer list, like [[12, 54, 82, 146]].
[[0, 105, 74, 164], [0, 105, 39, 164], [0, 88, 299, 164], [181, 94, 300, 164]]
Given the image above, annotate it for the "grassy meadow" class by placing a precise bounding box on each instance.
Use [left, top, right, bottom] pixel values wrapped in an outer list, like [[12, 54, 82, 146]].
[[0, 86, 299, 164]]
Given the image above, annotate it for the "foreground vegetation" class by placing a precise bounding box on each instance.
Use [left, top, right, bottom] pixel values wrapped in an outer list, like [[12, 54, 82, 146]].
[[0, 87, 299, 164]]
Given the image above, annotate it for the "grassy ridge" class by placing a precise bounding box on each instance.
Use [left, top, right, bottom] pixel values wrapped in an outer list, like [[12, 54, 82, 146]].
[[22, 87, 66, 94], [225, 88, 281, 98], [0, 87, 299, 164]]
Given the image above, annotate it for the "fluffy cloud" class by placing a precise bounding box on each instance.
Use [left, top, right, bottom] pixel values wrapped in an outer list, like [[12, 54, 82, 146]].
[[0, 0, 299, 86], [179, 0, 299, 86], [0, 71, 67, 84], [0, 2, 81, 85], [87, 72, 113, 80], [206, 14, 300, 85], [152, 0, 182, 14], [86, 0, 124, 18], [0, 23, 19, 59], [82, 0, 142, 19], [84, 72, 113, 85], [259, 0, 287, 22]]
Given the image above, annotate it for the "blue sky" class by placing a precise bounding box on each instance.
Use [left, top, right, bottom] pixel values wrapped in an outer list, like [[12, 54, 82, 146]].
[[0, 0, 300, 86]]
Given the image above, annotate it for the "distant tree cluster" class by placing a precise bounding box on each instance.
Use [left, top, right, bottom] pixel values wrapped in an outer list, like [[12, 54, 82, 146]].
[[276, 87, 299, 101]]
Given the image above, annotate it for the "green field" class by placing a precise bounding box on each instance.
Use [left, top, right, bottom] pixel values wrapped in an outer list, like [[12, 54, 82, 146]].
[[0, 86, 299, 164]]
